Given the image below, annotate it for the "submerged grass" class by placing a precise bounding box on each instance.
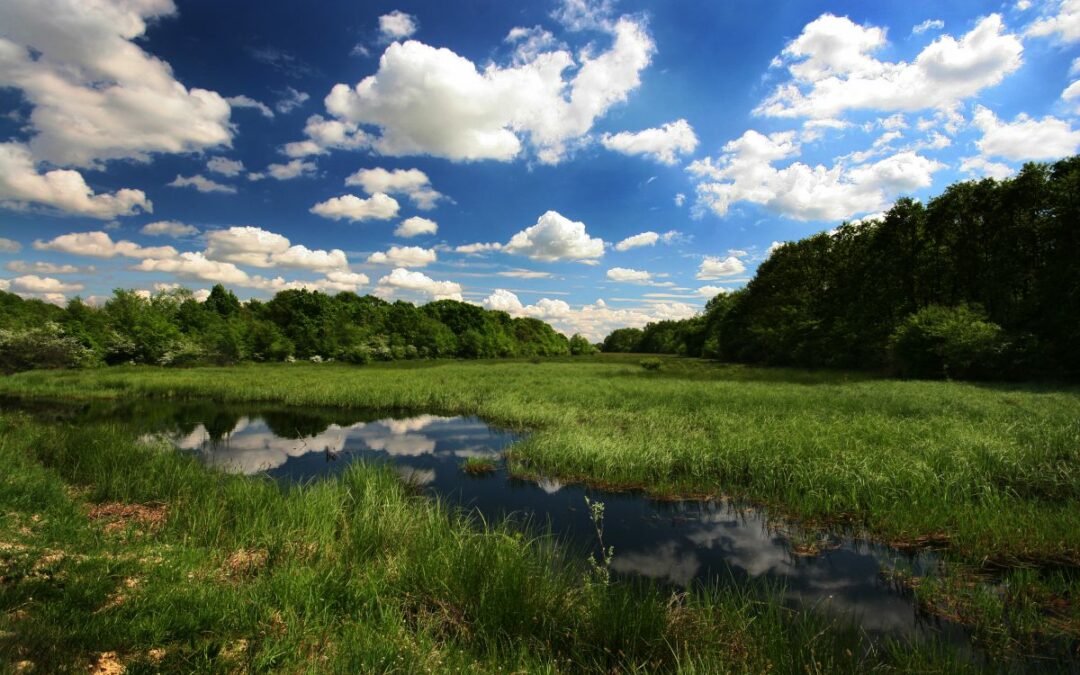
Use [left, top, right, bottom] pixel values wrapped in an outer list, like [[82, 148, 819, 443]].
[[1, 355, 1079, 666], [0, 411, 970, 673]]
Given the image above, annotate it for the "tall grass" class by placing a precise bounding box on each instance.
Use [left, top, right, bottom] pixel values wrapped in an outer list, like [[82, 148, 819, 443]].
[[0, 412, 973, 672]]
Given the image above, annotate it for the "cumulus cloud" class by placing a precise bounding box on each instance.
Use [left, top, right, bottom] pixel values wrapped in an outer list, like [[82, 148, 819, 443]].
[[34, 231, 176, 259], [375, 267, 462, 301], [481, 289, 697, 341], [5, 274, 83, 293], [394, 216, 438, 238], [613, 230, 680, 252], [0, 143, 151, 218], [959, 155, 1015, 180], [601, 119, 698, 164], [674, 193, 686, 207], [697, 285, 733, 298], [455, 242, 504, 255], [687, 129, 943, 221], [0, 0, 232, 168], [345, 167, 444, 209], [323, 16, 653, 163], [135, 251, 252, 285], [696, 256, 746, 280], [168, 174, 237, 194], [226, 95, 274, 119], [757, 14, 1023, 120], [204, 226, 348, 271], [606, 267, 652, 283], [972, 106, 1080, 160], [379, 10, 418, 40], [366, 245, 437, 267], [309, 193, 400, 222], [141, 221, 199, 237], [265, 159, 317, 180], [282, 114, 371, 158], [1026, 0, 1080, 42], [0, 238, 22, 253], [207, 157, 245, 177], [503, 211, 605, 261]]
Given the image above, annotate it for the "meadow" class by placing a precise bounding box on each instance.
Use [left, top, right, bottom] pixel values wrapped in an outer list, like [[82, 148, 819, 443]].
[[1, 355, 1078, 670]]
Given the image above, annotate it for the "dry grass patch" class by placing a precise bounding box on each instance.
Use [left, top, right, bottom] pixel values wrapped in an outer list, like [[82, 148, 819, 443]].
[[87, 503, 166, 534]]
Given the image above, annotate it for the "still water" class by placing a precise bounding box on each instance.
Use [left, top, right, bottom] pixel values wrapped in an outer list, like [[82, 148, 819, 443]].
[[27, 400, 964, 645]]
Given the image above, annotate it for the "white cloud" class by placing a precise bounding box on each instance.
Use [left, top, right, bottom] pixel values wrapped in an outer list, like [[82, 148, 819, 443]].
[[323, 16, 653, 163], [455, 242, 504, 254], [345, 167, 444, 209], [1064, 80, 1080, 100], [0, 142, 151, 218], [497, 268, 551, 279], [697, 285, 732, 297], [601, 119, 698, 164], [366, 245, 437, 267], [506, 26, 562, 64], [552, 0, 616, 32], [757, 14, 1023, 120], [394, 216, 438, 238], [309, 193, 400, 222], [0, 0, 232, 168], [0, 238, 22, 252], [266, 159, 317, 180], [1016, 0, 1033, 10], [674, 193, 686, 207], [912, 19, 945, 35], [687, 129, 943, 221], [375, 267, 462, 301], [606, 267, 652, 283], [959, 155, 1015, 180], [282, 114, 371, 158], [6, 261, 89, 274], [34, 231, 176, 259], [141, 221, 199, 237], [973, 106, 1080, 160], [503, 210, 605, 261], [481, 289, 697, 341], [1026, 0, 1080, 42], [275, 87, 310, 114], [6, 274, 83, 294], [168, 174, 237, 194], [766, 241, 786, 256], [615, 230, 683, 251], [696, 256, 746, 280], [204, 226, 348, 271], [379, 10, 419, 40], [207, 157, 245, 177], [135, 252, 252, 285], [226, 95, 274, 119]]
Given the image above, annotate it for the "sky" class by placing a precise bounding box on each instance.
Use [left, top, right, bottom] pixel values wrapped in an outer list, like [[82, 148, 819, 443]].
[[0, 0, 1078, 340]]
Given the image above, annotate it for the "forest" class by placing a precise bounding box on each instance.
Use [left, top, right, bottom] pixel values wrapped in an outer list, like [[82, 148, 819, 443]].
[[604, 156, 1080, 380], [0, 286, 590, 373]]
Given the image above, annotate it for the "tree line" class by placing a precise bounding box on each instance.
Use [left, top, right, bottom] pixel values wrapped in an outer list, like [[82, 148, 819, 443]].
[[0, 286, 595, 373], [603, 156, 1080, 380]]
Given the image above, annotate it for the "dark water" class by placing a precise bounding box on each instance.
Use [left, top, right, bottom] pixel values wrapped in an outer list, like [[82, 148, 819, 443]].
[[20, 398, 970, 646]]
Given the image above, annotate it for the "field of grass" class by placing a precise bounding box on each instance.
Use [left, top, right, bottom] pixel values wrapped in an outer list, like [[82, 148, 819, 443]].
[[1, 355, 1078, 668]]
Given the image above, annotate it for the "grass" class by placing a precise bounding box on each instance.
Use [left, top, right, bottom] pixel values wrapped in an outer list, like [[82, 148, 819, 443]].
[[0, 411, 970, 672], [1, 354, 1078, 666], [460, 456, 498, 476]]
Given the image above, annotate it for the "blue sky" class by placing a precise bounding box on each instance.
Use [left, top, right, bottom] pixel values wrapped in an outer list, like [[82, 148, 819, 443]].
[[1, 0, 1078, 338]]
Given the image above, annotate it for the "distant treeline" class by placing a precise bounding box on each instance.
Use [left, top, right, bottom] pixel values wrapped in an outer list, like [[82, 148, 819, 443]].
[[604, 157, 1080, 380], [0, 287, 596, 372]]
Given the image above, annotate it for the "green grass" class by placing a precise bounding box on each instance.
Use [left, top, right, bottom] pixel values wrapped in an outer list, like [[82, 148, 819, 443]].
[[460, 456, 498, 476], [0, 411, 970, 672], [1, 355, 1078, 667]]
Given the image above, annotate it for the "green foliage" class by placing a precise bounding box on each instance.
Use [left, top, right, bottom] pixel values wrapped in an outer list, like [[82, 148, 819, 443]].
[[569, 333, 597, 355], [0, 323, 92, 373], [603, 157, 1080, 380], [601, 327, 643, 353], [0, 284, 571, 373], [889, 304, 1007, 379], [638, 357, 662, 371]]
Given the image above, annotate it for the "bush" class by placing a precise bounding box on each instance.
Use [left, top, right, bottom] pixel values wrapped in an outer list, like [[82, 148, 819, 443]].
[[569, 333, 597, 356], [638, 358, 663, 372], [888, 304, 1007, 379], [0, 323, 92, 373]]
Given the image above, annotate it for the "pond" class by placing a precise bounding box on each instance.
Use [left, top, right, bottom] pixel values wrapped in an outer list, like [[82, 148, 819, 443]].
[[25, 400, 966, 647]]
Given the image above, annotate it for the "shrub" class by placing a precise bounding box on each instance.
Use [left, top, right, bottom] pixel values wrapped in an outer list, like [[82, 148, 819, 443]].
[[569, 333, 597, 355], [888, 304, 1007, 379], [0, 323, 92, 373], [638, 357, 663, 371]]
